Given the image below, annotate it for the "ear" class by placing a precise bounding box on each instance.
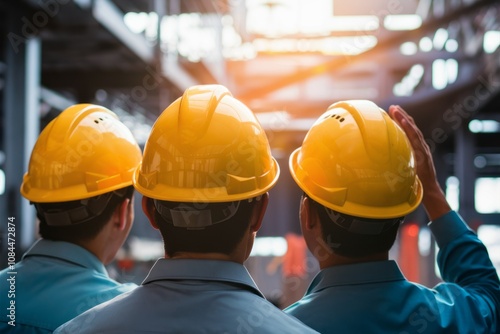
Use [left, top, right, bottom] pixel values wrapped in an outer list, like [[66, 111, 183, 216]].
[[115, 198, 131, 231], [142, 196, 159, 230], [300, 196, 317, 231], [249, 192, 269, 233]]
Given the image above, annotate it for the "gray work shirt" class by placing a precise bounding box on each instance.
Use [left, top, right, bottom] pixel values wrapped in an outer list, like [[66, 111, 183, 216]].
[[55, 258, 318, 334]]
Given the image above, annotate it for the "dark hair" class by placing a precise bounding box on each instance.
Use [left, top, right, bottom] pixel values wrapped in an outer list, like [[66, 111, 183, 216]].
[[306, 194, 402, 258], [38, 186, 135, 243], [153, 198, 259, 257]]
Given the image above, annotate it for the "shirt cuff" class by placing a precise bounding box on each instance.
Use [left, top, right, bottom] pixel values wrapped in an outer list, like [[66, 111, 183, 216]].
[[428, 211, 472, 248]]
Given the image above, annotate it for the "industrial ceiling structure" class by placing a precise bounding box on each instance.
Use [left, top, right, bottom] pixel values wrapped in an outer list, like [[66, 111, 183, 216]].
[[3, 0, 499, 130], [1, 0, 499, 252]]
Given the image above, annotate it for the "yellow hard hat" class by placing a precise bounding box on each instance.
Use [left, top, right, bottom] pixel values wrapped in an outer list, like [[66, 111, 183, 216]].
[[133, 84, 279, 202], [289, 100, 422, 219], [21, 104, 142, 203]]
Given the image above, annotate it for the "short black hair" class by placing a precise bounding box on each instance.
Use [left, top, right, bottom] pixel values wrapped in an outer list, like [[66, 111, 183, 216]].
[[153, 198, 260, 257], [306, 194, 402, 258], [38, 186, 134, 243]]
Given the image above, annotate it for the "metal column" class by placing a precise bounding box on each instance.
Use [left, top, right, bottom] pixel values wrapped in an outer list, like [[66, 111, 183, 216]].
[[455, 121, 476, 223], [1, 7, 41, 261]]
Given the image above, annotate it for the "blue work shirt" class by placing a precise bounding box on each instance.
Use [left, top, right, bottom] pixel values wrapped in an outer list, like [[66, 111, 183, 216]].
[[0, 239, 136, 333], [285, 211, 500, 334], [55, 258, 319, 334]]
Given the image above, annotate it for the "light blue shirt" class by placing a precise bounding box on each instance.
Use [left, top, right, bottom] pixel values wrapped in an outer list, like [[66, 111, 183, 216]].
[[55, 258, 319, 334], [285, 211, 500, 334], [0, 239, 136, 333]]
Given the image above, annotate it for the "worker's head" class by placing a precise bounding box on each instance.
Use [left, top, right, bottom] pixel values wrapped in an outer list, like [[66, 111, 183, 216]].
[[134, 85, 279, 260], [289, 100, 422, 258], [21, 104, 142, 262]]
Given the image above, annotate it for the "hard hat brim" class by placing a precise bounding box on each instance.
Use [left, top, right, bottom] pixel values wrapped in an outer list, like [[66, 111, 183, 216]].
[[133, 157, 280, 203], [289, 147, 423, 219]]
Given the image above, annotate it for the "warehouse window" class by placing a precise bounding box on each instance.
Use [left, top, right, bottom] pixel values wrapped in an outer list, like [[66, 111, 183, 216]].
[[250, 237, 287, 257], [475, 178, 500, 213], [445, 176, 460, 211], [477, 225, 500, 277], [0, 168, 4, 195]]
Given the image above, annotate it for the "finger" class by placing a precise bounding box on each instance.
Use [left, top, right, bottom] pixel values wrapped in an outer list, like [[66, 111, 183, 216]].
[[389, 106, 411, 133], [391, 110, 427, 154], [389, 105, 414, 125], [388, 105, 407, 128], [388, 106, 421, 139]]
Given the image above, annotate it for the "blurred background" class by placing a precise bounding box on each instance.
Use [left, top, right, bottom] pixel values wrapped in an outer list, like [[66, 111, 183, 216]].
[[1, 0, 499, 309]]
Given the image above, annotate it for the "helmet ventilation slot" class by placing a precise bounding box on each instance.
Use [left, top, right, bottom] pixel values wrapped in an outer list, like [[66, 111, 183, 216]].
[[326, 114, 345, 122]]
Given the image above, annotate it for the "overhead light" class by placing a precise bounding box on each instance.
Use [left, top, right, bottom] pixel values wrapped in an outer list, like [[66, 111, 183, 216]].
[[432, 59, 447, 90], [400, 41, 417, 55], [419, 36, 433, 52], [469, 119, 500, 133], [384, 15, 422, 31], [433, 28, 449, 50], [393, 64, 424, 96], [246, 0, 333, 37], [252, 36, 378, 55], [124, 12, 150, 34], [484, 31, 500, 54], [393, 83, 406, 96], [445, 39, 458, 53], [328, 15, 379, 31], [446, 58, 458, 84], [409, 64, 424, 79]]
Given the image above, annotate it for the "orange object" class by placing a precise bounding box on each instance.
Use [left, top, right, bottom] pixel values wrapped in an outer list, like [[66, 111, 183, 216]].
[[399, 223, 420, 282], [283, 233, 307, 278]]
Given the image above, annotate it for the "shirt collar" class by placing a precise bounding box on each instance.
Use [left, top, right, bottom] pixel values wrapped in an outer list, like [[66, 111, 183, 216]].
[[143, 258, 264, 298], [307, 260, 405, 294], [23, 239, 108, 275]]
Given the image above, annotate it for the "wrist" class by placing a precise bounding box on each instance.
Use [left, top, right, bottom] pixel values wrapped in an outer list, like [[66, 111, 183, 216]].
[[422, 182, 452, 221]]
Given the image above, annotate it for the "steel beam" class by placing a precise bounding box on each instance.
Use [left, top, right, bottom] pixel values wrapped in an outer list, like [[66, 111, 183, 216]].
[[2, 8, 41, 254], [455, 122, 476, 222], [92, 0, 154, 64], [236, 0, 497, 100]]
